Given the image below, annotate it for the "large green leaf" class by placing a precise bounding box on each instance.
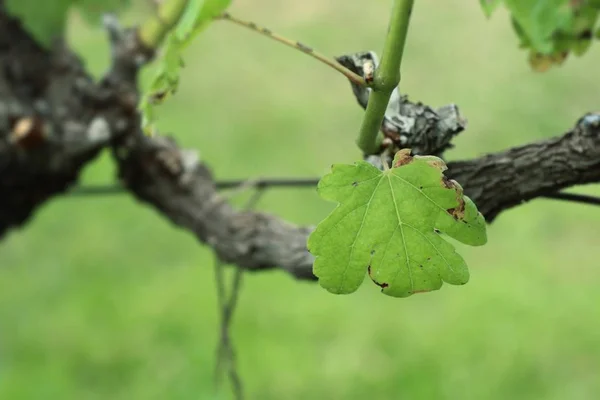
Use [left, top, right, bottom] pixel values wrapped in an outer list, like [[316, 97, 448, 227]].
[[308, 150, 487, 298]]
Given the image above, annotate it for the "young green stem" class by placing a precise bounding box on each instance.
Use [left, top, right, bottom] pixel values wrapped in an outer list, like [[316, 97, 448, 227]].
[[216, 13, 366, 87], [138, 0, 189, 49], [356, 0, 414, 155]]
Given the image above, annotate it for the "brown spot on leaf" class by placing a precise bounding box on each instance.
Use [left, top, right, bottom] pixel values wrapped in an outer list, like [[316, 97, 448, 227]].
[[447, 197, 465, 220], [441, 176, 454, 189], [149, 90, 168, 104], [367, 265, 388, 289], [441, 176, 467, 220], [569, 0, 583, 7], [426, 159, 447, 171], [393, 148, 413, 167]]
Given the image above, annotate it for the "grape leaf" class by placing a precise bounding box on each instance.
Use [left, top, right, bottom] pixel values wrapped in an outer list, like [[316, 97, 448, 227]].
[[182, 0, 231, 45], [5, 0, 76, 47], [503, 0, 572, 54], [481, 0, 600, 71], [140, 0, 232, 133], [307, 149, 487, 298]]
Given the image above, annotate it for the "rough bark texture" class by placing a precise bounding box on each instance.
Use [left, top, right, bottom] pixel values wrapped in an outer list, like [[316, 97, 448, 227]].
[[1, 3, 599, 280], [448, 113, 600, 221], [0, 6, 139, 238]]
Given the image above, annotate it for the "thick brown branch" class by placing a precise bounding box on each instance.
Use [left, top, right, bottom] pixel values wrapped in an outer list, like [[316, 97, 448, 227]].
[[447, 113, 600, 222], [0, 6, 145, 238], [1, 6, 599, 281], [112, 113, 600, 280], [113, 133, 316, 279], [0, 7, 121, 237]]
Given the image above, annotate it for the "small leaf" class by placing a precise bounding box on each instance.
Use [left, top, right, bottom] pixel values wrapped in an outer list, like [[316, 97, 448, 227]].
[[181, 0, 232, 46], [308, 149, 487, 298], [499, 0, 600, 70], [139, 34, 185, 133], [504, 0, 573, 54], [479, 0, 502, 18], [139, 0, 232, 133]]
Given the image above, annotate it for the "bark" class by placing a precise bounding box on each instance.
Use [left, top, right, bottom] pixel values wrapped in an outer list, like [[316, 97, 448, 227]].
[[1, 4, 598, 280]]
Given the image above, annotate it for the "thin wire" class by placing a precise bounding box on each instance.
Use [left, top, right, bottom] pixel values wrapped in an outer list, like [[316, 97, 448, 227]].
[[541, 192, 600, 206], [68, 178, 320, 197], [68, 182, 600, 210], [213, 188, 265, 400]]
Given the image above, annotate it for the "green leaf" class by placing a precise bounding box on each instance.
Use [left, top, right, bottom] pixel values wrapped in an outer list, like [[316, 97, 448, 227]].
[[75, 0, 132, 24], [308, 150, 487, 298], [503, 0, 572, 54], [174, 0, 205, 40], [139, 34, 185, 133], [489, 0, 600, 70], [184, 0, 232, 43], [479, 0, 502, 18], [139, 0, 232, 133], [5, 0, 76, 47]]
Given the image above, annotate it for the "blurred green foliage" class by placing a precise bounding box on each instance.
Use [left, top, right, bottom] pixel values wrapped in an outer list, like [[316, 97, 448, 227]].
[[1, 0, 600, 399]]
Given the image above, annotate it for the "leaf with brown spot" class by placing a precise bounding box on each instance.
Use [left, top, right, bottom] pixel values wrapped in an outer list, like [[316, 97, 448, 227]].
[[308, 149, 487, 298], [392, 148, 413, 167]]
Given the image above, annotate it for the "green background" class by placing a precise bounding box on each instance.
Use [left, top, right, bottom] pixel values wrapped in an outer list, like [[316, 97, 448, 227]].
[[1, 0, 600, 399]]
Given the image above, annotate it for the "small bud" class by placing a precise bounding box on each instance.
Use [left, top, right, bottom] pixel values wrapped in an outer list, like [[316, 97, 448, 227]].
[[9, 116, 46, 148]]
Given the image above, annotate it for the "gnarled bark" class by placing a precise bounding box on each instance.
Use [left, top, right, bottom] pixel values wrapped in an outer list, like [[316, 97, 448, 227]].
[[0, 3, 598, 280]]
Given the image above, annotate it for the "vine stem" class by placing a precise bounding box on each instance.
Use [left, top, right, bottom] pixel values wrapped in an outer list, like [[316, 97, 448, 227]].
[[215, 13, 366, 87], [356, 0, 414, 154], [138, 0, 189, 49]]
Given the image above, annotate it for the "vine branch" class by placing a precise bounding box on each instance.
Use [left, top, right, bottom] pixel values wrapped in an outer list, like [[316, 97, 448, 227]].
[[138, 0, 188, 49], [356, 0, 414, 154]]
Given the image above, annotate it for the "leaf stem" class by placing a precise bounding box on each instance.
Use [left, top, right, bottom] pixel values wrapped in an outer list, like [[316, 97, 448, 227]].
[[216, 13, 366, 87], [138, 0, 189, 49], [356, 0, 414, 154]]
